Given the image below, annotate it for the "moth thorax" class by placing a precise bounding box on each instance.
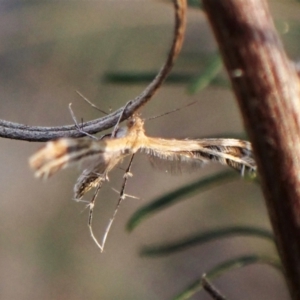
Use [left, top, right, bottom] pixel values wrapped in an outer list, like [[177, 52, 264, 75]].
[[115, 127, 128, 138]]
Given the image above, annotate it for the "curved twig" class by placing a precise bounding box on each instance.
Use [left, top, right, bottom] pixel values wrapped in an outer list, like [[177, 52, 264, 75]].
[[0, 0, 186, 142]]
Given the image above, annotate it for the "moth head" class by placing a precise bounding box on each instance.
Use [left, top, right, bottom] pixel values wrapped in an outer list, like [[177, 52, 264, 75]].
[[127, 114, 144, 132]]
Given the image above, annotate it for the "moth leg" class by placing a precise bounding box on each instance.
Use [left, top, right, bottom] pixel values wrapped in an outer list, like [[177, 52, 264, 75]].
[[100, 154, 135, 251], [111, 100, 132, 138], [87, 182, 104, 252], [74, 168, 112, 252], [240, 164, 245, 177], [117, 154, 135, 205]]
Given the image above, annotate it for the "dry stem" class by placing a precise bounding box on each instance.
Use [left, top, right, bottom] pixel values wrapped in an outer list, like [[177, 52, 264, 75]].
[[203, 0, 300, 299]]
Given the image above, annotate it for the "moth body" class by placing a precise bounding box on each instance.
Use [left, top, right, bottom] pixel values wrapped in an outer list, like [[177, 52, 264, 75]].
[[29, 115, 257, 199]]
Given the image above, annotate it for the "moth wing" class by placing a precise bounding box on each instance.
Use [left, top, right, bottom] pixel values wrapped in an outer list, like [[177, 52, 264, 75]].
[[74, 162, 106, 200], [74, 151, 125, 199], [141, 138, 256, 175], [29, 138, 108, 179], [193, 138, 256, 174], [146, 150, 207, 174]]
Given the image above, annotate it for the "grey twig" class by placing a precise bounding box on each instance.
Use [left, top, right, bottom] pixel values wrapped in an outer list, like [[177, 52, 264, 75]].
[[0, 0, 186, 142]]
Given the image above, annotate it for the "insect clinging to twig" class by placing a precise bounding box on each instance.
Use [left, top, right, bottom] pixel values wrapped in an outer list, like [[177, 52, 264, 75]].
[[29, 114, 256, 251]]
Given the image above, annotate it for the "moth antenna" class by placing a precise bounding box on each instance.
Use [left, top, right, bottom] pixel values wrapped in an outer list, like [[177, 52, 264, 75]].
[[75, 90, 108, 115], [147, 100, 197, 121]]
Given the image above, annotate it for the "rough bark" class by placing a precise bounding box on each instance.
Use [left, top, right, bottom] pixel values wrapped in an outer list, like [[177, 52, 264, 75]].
[[202, 0, 300, 299]]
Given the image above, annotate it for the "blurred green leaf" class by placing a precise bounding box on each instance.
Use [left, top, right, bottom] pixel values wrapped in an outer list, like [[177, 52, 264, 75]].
[[162, 0, 203, 9], [174, 255, 282, 300], [187, 0, 203, 9], [103, 71, 228, 88], [187, 53, 222, 94], [141, 226, 274, 256], [103, 72, 194, 84], [127, 170, 237, 231]]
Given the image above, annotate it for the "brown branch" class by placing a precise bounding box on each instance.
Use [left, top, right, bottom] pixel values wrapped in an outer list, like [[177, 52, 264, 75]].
[[1, 0, 186, 142], [202, 0, 300, 299]]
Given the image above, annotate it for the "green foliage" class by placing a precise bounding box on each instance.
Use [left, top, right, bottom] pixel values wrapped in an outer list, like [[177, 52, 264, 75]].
[[174, 255, 282, 300], [127, 168, 272, 298], [127, 170, 237, 231], [140, 226, 274, 256], [187, 53, 222, 94]]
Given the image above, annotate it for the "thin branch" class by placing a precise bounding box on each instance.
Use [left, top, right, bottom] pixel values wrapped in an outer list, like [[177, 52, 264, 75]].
[[0, 0, 187, 142], [202, 0, 300, 299]]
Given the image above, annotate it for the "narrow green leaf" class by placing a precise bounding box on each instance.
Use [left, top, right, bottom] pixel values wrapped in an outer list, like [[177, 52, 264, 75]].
[[141, 226, 274, 256], [174, 255, 282, 300], [103, 72, 194, 84], [187, 0, 203, 9], [187, 53, 222, 94], [163, 0, 203, 9], [127, 171, 237, 231], [104, 71, 228, 88]]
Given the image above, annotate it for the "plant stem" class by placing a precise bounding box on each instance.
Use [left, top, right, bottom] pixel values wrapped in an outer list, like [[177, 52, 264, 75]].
[[202, 0, 300, 299]]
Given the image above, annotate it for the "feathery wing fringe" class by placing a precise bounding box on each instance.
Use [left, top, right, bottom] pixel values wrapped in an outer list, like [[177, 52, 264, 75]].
[[29, 139, 106, 179], [29, 138, 126, 178], [142, 139, 256, 175]]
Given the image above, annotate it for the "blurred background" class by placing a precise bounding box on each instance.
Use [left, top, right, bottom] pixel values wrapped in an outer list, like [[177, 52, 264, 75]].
[[0, 1, 299, 299]]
